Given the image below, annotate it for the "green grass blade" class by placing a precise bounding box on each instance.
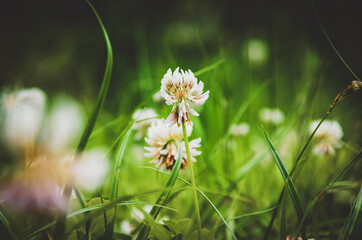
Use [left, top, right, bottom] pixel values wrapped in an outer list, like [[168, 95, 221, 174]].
[[110, 121, 134, 200], [280, 186, 287, 240], [106, 121, 134, 239], [294, 152, 362, 237], [263, 131, 304, 222], [194, 59, 225, 77], [311, 0, 360, 81], [136, 140, 183, 240], [201, 150, 268, 223], [208, 81, 269, 161], [221, 205, 278, 223], [332, 152, 362, 184], [25, 189, 180, 239], [77, 0, 113, 153], [54, 1, 114, 239], [338, 186, 362, 240], [139, 166, 238, 240], [0, 208, 17, 240]]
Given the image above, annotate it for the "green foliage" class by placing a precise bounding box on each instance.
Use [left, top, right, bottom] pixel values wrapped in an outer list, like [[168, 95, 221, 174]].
[[338, 186, 362, 240], [1, 1, 361, 240], [263, 131, 304, 222]]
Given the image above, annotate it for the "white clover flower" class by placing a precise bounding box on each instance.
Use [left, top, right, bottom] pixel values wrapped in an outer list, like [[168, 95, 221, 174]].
[[45, 97, 84, 154], [1, 88, 46, 151], [131, 205, 153, 221], [72, 148, 110, 191], [152, 92, 164, 103], [132, 108, 158, 140], [310, 119, 343, 156], [259, 107, 284, 125], [160, 67, 209, 127], [144, 119, 201, 170], [230, 122, 250, 136], [120, 220, 133, 234]]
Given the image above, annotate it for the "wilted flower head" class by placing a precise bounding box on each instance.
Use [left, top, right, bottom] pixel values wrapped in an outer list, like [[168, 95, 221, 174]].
[[259, 107, 284, 125], [132, 108, 158, 140], [160, 67, 209, 127], [230, 122, 250, 136], [1, 88, 46, 151], [310, 119, 343, 156], [144, 119, 201, 170]]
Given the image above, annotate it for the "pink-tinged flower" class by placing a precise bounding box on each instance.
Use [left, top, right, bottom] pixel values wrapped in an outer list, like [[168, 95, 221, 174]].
[[144, 119, 201, 170], [0, 156, 70, 212], [310, 119, 343, 156], [160, 67, 209, 127]]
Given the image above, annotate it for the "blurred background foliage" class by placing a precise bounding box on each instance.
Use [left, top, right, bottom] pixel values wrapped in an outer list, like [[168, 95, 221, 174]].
[[0, 0, 362, 239]]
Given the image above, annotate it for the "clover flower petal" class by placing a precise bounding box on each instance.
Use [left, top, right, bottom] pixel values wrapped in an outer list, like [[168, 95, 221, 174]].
[[144, 119, 200, 170], [310, 119, 343, 156], [160, 67, 209, 126]]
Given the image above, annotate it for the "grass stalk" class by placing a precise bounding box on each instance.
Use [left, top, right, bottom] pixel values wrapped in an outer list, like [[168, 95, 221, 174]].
[[182, 121, 202, 240], [139, 166, 237, 239], [136, 140, 183, 239], [54, 1, 113, 239]]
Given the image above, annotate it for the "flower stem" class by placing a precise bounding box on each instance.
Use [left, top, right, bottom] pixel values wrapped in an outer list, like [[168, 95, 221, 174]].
[[182, 122, 202, 240]]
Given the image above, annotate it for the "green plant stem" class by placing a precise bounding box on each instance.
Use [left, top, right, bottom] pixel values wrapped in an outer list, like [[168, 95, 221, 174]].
[[182, 121, 202, 240]]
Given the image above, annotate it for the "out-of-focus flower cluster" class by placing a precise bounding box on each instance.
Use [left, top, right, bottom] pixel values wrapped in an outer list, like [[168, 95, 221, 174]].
[[310, 119, 343, 156], [259, 107, 284, 125], [144, 119, 201, 170], [0, 88, 109, 213], [230, 122, 250, 136]]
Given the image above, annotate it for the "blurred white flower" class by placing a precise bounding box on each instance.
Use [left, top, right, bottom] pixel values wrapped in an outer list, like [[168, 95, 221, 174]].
[[247, 39, 269, 65], [160, 67, 209, 126], [45, 97, 84, 154], [131, 205, 153, 221], [259, 107, 284, 125], [152, 92, 164, 103], [132, 108, 158, 140], [157, 215, 170, 224], [310, 119, 343, 156], [144, 119, 201, 170], [286, 237, 302, 240], [1, 88, 46, 151], [73, 149, 109, 191], [120, 220, 133, 234], [230, 122, 250, 136], [0, 154, 71, 212]]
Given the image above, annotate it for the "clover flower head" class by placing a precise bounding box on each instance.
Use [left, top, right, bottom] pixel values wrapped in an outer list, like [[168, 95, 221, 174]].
[[160, 67, 209, 127], [132, 108, 158, 140], [310, 119, 343, 156], [45, 97, 85, 154], [1, 88, 46, 151], [73, 149, 109, 191], [144, 119, 201, 170], [259, 107, 284, 125], [230, 122, 250, 136]]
